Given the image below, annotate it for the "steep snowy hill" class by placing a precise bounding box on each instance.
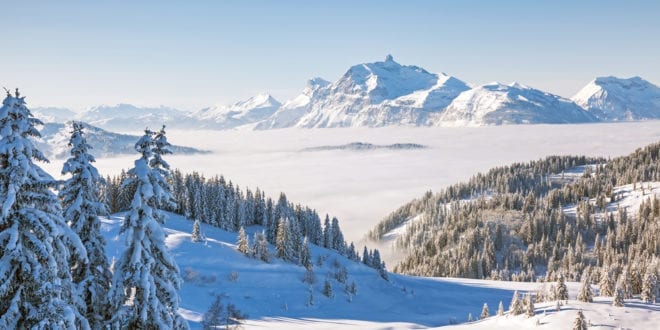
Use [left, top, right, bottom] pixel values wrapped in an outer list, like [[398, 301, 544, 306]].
[[572, 76, 660, 121], [255, 78, 330, 130], [79, 103, 194, 131], [34, 121, 205, 159], [32, 106, 78, 123], [432, 82, 596, 126], [193, 93, 282, 129], [101, 212, 659, 329], [263, 55, 470, 128]]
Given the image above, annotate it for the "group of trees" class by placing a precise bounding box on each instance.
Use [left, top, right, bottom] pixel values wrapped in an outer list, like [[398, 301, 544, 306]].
[[372, 141, 659, 303], [0, 91, 187, 328]]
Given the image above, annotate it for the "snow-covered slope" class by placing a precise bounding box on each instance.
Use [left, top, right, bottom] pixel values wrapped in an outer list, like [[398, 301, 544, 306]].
[[433, 82, 596, 126], [79, 103, 194, 132], [34, 121, 204, 159], [572, 76, 660, 121], [263, 55, 470, 128], [193, 93, 281, 129], [255, 78, 330, 130], [101, 212, 659, 329]]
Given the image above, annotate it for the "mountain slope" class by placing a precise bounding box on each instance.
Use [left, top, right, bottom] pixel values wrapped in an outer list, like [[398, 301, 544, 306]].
[[32, 106, 78, 123], [572, 76, 660, 121], [193, 93, 281, 129], [255, 78, 330, 130], [432, 82, 596, 126], [35, 121, 204, 159]]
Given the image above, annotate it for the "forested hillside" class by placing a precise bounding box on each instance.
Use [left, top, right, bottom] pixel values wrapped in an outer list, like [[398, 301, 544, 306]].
[[370, 143, 660, 299]]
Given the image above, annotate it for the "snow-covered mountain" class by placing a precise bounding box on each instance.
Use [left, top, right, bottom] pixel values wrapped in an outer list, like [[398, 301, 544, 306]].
[[32, 106, 78, 123], [34, 121, 204, 159], [290, 55, 471, 128], [255, 78, 330, 130], [432, 82, 596, 126], [193, 93, 281, 129], [79, 104, 194, 132], [572, 76, 660, 121]]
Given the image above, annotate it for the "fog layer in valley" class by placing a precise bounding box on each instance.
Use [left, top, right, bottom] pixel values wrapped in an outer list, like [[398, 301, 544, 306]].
[[42, 122, 660, 243]]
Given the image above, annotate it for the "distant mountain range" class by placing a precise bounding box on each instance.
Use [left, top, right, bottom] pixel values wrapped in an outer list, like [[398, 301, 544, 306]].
[[32, 56, 660, 129], [34, 121, 205, 159]]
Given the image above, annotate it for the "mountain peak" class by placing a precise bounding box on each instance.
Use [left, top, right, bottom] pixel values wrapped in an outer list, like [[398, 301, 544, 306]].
[[384, 54, 394, 62], [572, 76, 660, 121]]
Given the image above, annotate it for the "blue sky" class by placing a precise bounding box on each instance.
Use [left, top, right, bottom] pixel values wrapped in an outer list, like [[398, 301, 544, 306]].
[[2, 0, 659, 111]]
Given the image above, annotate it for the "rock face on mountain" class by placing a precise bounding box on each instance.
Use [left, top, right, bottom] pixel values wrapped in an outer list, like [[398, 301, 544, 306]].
[[192, 93, 281, 129], [572, 76, 660, 121], [432, 82, 596, 126]]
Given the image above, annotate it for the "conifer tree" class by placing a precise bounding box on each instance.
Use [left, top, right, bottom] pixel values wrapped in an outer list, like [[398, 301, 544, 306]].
[[599, 269, 614, 297], [251, 231, 270, 262], [613, 279, 625, 307], [497, 301, 504, 316], [60, 121, 111, 328], [577, 275, 593, 302], [108, 129, 188, 329], [572, 310, 587, 330], [480, 303, 489, 319], [300, 236, 313, 270], [524, 294, 535, 317], [556, 273, 569, 301], [509, 290, 523, 315], [641, 268, 657, 303], [191, 218, 205, 242], [0, 90, 89, 328], [237, 226, 250, 255], [322, 278, 333, 298]]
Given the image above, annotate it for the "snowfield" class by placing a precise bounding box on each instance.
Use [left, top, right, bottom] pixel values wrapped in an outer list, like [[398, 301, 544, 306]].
[[44, 121, 660, 247], [102, 212, 660, 329]]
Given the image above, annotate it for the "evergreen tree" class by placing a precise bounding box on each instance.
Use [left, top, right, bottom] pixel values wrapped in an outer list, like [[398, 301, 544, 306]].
[[497, 301, 504, 316], [251, 231, 270, 262], [556, 273, 569, 301], [323, 215, 332, 249], [480, 303, 489, 319], [641, 268, 657, 303], [509, 290, 523, 315], [60, 121, 111, 328], [276, 218, 295, 261], [599, 269, 614, 297], [322, 278, 333, 298], [577, 275, 593, 302], [613, 279, 625, 307], [191, 218, 205, 242], [237, 226, 250, 255], [108, 129, 188, 329], [524, 294, 535, 317], [572, 310, 587, 330], [300, 237, 313, 270], [0, 90, 89, 328]]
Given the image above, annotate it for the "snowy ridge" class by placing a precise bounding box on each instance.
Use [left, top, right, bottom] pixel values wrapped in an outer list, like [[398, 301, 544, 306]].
[[79, 103, 194, 131], [433, 82, 596, 126], [34, 121, 205, 159], [255, 78, 330, 130], [193, 93, 282, 129], [572, 76, 660, 121], [101, 212, 659, 329]]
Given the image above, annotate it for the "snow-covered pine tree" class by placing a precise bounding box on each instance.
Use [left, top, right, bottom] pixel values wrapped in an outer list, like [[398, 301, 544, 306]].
[[599, 268, 614, 296], [300, 236, 312, 270], [60, 121, 111, 328], [497, 301, 504, 316], [641, 268, 657, 303], [577, 275, 593, 302], [252, 231, 270, 262], [276, 218, 295, 261], [556, 273, 569, 301], [613, 279, 625, 307], [322, 278, 333, 298], [509, 290, 523, 315], [0, 90, 89, 329], [191, 218, 205, 242], [480, 303, 489, 319], [331, 217, 345, 254], [237, 226, 250, 255], [108, 129, 188, 329], [572, 310, 587, 330], [524, 294, 535, 317]]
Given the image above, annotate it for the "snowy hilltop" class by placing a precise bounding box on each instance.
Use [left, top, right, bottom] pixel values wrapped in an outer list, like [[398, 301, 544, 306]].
[[431, 82, 596, 126], [34, 121, 205, 159], [572, 76, 660, 121]]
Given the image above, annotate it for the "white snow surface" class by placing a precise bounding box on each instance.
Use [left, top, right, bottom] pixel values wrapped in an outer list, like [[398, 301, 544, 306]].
[[572, 76, 660, 121], [434, 82, 595, 126], [101, 212, 660, 329], [192, 93, 282, 129], [563, 181, 660, 220], [41, 121, 660, 248]]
